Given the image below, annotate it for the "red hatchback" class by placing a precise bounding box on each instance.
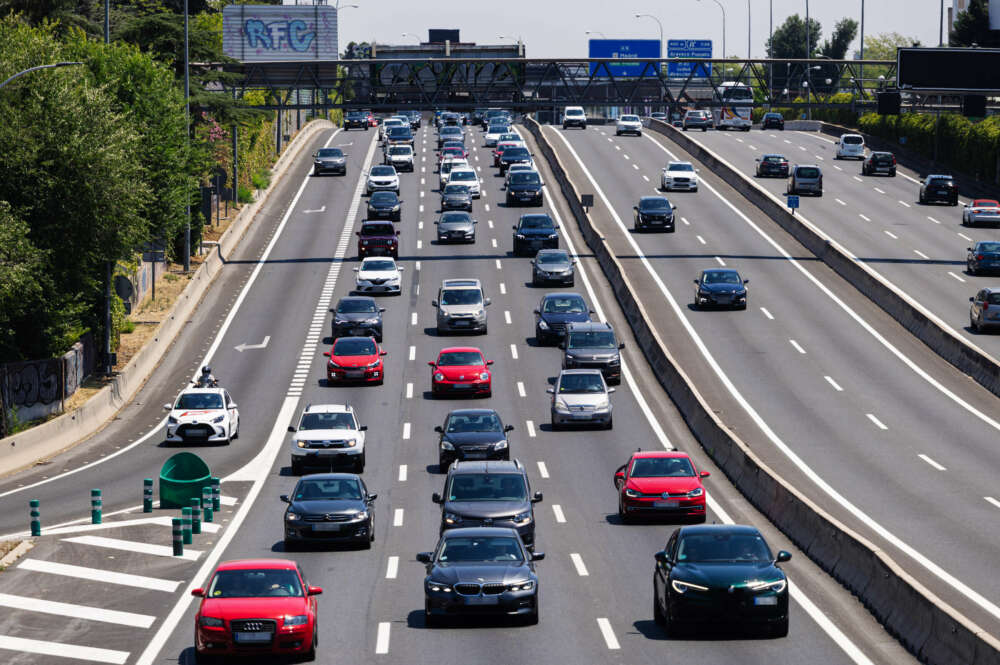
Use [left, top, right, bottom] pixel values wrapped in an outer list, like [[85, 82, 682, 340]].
[[614, 451, 710, 522], [324, 336, 386, 385], [428, 347, 493, 397], [192, 559, 321, 662]]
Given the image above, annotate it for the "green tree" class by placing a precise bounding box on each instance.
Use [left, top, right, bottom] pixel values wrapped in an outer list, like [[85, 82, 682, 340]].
[[820, 19, 858, 59], [861, 32, 921, 84], [0, 202, 49, 361], [766, 14, 823, 94], [951, 0, 1000, 47]]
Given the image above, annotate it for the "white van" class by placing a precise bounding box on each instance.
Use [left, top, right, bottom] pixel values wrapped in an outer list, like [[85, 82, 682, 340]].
[[835, 134, 865, 160], [562, 106, 587, 129]]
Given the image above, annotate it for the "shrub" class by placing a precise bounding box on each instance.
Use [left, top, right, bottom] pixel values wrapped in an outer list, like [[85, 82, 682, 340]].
[[251, 170, 271, 190], [237, 185, 254, 203]]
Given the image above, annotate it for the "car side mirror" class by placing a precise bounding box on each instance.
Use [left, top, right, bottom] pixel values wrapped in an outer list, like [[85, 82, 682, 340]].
[[379, 307, 386, 313], [693, 279, 699, 284], [288, 425, 296, 432], [398, 266, 405, 271], [532, 491, 543, 503], [618, 342, 625, 349], [353, 267, 360, 272], [359, 425, 368, 431], [607, 387, 616, 393], [970, 297, 975, 302], [428, 361, 436, 367], [323, 351, 331, 357], [416, 552, 432, 564], [329, 307, 336, 313], [434, 425, 444, 433], [743, 279, 750, 284], [558, 341, 565, 349], [380, 351, 387, 356], [308, 586, 323, 596], [505, 424, 515, 432], [280, 494, 290, 503], [431, 492, 443, 504], [163, 403, 172, 410], [486, 359, 494, 365], [546, 387, 554, 394], [967, 247, 973, 252], [614, 469, 625, 482], [513, 225, 518, 230], [530, 551, 545, 561], [633, 206, 639, 211], [191, 588, 205, 597], [367, 493, 378, 502], [700, 470, 711, 478], [431, 300, 439, 307], [589, 309, 595, 314], [396, 231, 401, 236], [485, 298, 492, 306], [230, 404, 238, 409], [654, 551, 669, 565], [776, 551, 792, 563], [671, 204, 677, 210], [533, 309, 540, 315]]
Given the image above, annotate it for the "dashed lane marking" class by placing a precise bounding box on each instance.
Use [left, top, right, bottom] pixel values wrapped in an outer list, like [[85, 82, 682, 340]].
[[919, 454, 946, 471], [866, 414, 889, 430], [386, 556, 399, 579], [824, 376, 844, 392], [526, 420, 536, 437], [596, 618, 620, 650], [569, 553, 589, 576], [552, 505, 566, 523], [398, 465, 408, 482]]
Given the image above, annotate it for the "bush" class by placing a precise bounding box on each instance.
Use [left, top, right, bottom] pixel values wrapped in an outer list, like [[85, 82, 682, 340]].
[[237, 185, 254, 203], [251, 169, 271, 190]]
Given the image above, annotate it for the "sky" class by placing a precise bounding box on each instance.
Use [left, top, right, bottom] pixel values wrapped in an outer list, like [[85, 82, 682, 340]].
[[336, 0, 951, 59]]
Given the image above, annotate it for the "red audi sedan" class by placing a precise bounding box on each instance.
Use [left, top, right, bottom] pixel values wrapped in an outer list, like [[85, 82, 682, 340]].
[[428, 347, 493, 397], [324, 336, 386, 385], [192, 559, 321, 661], [614, 451, 710, 522]]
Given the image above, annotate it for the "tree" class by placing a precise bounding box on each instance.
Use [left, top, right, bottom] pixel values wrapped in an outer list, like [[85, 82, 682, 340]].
[[951, 0, 1000, 47], [0, 202, 49, 361], [862, 32, 921, 84], [767, 14, 823, 59], [820, 19, 858, 59]]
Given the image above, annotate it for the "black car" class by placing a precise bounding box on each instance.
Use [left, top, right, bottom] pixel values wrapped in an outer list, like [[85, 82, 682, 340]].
[[441, 184, 473, 211], [760, 112, 784, 130], [312, 147, 347, 175], [405, 110, 421, 129], [534, 292, 593, 345], [432, 460, 543, 547], [561, 321, 624, 383], [513, 214, 559, 256], [633, 196, 676, 232], [331, 296, 385, 341], [531, 249, 575, 286], [693, 269, 748, 309], [435, 409, 514, 469], [367, 190, 403, 221], [755, 154, 789, 178], [345, 112, 369, 130], [435, 211, 477, 243], [919, 174, 958, 205], [506, 170, 544, 207], [967, 241, 1000, 275], [385, 125, 414, 147], [653, 524, 791, 637], [862, 151, 896, 177], [417, 527, 542, 626], [498, 146, 532, 174], [281, 473, 377, 550]]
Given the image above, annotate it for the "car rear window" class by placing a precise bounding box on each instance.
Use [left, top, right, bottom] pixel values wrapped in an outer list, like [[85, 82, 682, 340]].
[[796, 167, 820, 178], [842, 135, 864, 145], [630, 456, 695, 477], [973, 199, 999, 207], [362, 223, 394, 235], [978, 242, 1000, 252], [763, 155, 785, 163], [929, 177, 953, 186], [989, 293, 1000, 305]]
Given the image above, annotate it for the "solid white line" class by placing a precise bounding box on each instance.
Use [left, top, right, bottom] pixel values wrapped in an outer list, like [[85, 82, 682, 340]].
[[760, 307, 774, 320], [62, 535, 201, 561], [789, 339, 806, 354], [17, 559, 180, 592], [884, 230, 898, 239], [0, 593, 155, 628], [833, 165, 843, 171], [866, 413, 889, 430], [914, 250, 930, 260], [985, 497, 1000, 509], [552, 504, 566, 523], [918, 454, 947, 471], [526, 420, 536, 437], [569, 553, 589, 576], [642, 174, 650, 181], [398, 464, 408, 482], [393, 508, 404, 527], [596, 618, 620, 650], [375, 621, 391, 654], [409, 345, 416, 361], [0, 635, 129, 664], [386, 556, 399, 579], [402, 422, 411, 440], [505, 310, 512, 325], [859, 213, 871, 222], [406, 382, 413, 399], [948, 271, 967, 283], [517, 381, 526, 397], [787, 580, 874, 665], [824, 376, 844, 392], [510, 344, 518, 359]]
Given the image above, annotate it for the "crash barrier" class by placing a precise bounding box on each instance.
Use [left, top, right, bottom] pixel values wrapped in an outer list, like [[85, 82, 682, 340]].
[[159, 452, 212, 510], [523, 115, 1000, 665]]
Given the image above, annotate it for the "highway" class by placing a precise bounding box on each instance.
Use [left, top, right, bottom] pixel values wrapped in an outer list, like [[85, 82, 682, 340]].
[[543, 122, 1000, 636], [0, 119, 914, 664]]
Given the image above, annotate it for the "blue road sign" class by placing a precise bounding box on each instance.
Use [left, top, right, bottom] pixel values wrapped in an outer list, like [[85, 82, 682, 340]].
[[786, 194, 800, 210], [667, 39, 712, 78], [588, 39, 662, 77]]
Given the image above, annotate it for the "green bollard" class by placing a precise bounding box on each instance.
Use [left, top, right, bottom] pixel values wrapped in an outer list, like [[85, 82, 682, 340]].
[[190, 498, 202, 535], [202, 486, 213, 523], [210, 476, 221, 512], [143, 478, 154, 513], [181, 507, 192, 545], [91, 489, 102, 524], [172, 518, 183, 556], [29, 499, 41, 536]]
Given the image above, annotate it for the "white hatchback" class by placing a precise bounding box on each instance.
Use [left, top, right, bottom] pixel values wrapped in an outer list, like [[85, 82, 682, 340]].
[[447, 167, 481, 198], [354, 256, 404, 295], [164, 387, 239, 444]]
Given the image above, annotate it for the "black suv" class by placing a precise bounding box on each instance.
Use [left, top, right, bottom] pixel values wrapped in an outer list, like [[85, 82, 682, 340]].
[[513, 214, 559, 256], [919, 174, 958, 205], [633, 196, 676, 232], [862, 151, 896, 177], [435, 409, 514, 469], [345, 112, 369, 130], [506, 169, 544, 207], [432, 460, 543, 547], [561, 321, 624, 384], [331, 296, 385, 341], [760, 112, 784, 130]]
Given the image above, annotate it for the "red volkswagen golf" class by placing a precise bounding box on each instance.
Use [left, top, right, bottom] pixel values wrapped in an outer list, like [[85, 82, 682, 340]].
[[614, 451, 710, 522], [192, 559, 321, 662], [324, 336, 386, 385], [428, 347, 493, 397]]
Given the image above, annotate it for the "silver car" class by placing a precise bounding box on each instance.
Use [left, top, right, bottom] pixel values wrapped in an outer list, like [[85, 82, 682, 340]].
[[970, 287, 1000, 332], [435, 211, 477, 244], [787, 165, 823, 196], [287, 404, 367, 474], [433, 278, 491, 334], [547, 369, 614, 430]]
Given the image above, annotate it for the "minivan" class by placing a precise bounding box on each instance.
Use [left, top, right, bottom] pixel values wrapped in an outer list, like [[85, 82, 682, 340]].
[[835, 134, 865, 160], [562, 106, 587, 129], [787, 165, 823, 196]]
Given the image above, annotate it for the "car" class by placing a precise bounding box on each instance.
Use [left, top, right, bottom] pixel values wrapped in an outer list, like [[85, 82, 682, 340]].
[[534, 292, 592, 345], [504, 163, 535, 187], [471, 108, 487, 126], [281, 473, 376, 547], [384, 144, 414, 171], [653, 524, 791, 637], [970, 287, 1000, 332], [861, 151, 896, 177], [438, 158, 469, 189], [365, 165, 400, 194], [435, 409, 514, 469], [330, 296, 384, 341], [547, 368, 614, 429], [562, 105, 587, 129], [755, 154, 790, 178], [356, 221, 399, 259], [429, 346, 493, 397], [440, 139, 468, 155], [447, 167, 481, 198], [431, 460, 542, 544], [324, 336, 385, 385], [287, 404, 368, 474], [633, 196, 677, 232], [164, 387, 239, 444], [345, 111, 369, 130], [438, 125, 464, 149], [660, 162, 699, 192], [434, 278, 490, 334], [438, 146, 467, 164], [354, 256, 404, 295], [485, 123, 510, 146], [787, 164, 822, 196], [384, 126, 414, 149], [531, 248, 575, 286], [366, 191, 403, 222], [441, 183, 473, 211], [498, 146, 533, 174], [312, 147, 347, 176], [834, 133, 865, 160], [435, 211, 477, 243], [498, 132, 523, 145], [919, 174, 958, 205], [192, 559, 321, 661], [683, 110, 712, 131], [493, 140, 522, 167], [614, 450, 709, 522], [505, 169, 544, 208], [760, 112, 784, 130], [440, 112, 462, 127], [963, 199, 1000, 226], [482, 108, 509, 128], [967, 241, 1000, 275], [379, 117, 405, 141], [512, 213, 559, 256], [650, 111, 668, 122], [417, 527, 543, 626], [561, 321, 623, 383], [616, 114, 643, 136], [365, 111, 377, 127], [404, 110, 422, 129], [693, 268, 748, 309]]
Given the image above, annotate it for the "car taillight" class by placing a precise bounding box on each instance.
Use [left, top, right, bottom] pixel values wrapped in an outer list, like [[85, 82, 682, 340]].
[[978, 254, 985, 260], [892, 157, 897, 165], [984, 303, 990, 310], [781, 162, 788, 167]]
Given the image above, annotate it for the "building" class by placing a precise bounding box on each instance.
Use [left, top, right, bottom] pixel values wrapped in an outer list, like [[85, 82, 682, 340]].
[[372, 29, 523, 59]]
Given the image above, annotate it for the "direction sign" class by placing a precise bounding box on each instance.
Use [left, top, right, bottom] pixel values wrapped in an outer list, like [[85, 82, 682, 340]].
[[588, 40, 661, 78], [667, 39, 712, 78], [786, 194, 800, 213]]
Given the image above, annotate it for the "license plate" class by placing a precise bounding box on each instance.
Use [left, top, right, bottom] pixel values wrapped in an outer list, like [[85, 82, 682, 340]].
[[467, 596, 499, 605], [754, 596, 778, 606], [234, 632, 273, 643], [313, 523, 342, 532], [350, 328, 365, 335], [530, 241, 542, 247], [454, 383, 472, 389], [346, 371, 363, 378], [453, 320, 471, 326], [571, 413, 592, 420], [465, 452, 487, 459], [654, 500, 679, 508]]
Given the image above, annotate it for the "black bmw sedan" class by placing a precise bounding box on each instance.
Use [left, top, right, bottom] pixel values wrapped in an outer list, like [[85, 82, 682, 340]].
[[281, 473, 377, 550]]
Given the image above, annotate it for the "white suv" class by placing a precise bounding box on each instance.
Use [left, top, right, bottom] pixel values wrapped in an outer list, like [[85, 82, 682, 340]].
[[288, 404, 367, 474], [616, 114, 642, 136], [366, 165, 400, 194], [433, 278, 491, 335], [562, 106, 587, 129], [835, 134, 865, 160], [354, 256, 404, 295], [164, 387, 239, 444], [661, 161, 700, 192], [447, 167, 481, 198], [384, 145, 414, 172]]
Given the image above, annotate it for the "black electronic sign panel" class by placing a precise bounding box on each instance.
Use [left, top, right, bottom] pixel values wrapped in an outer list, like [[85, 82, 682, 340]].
[[897, 47, 1000, 92]]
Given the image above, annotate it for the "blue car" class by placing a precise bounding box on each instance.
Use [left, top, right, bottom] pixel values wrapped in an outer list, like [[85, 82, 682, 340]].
[[967, 241, 1000, 275], [533, 292, 593, 345]]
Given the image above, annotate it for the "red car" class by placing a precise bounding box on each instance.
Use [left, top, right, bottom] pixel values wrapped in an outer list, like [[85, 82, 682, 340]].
[[324, 336, 386, 385], [366, 111, 377, 127], [192, 559, 321, 662], [428, 346, 493, 397], [614, 451, 710, 522]]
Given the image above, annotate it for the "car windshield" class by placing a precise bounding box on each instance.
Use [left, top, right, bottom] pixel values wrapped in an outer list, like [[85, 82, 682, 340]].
[[536, 251, 568, 264], [450, 171, 475, 181], [796, 167, 820, 178], [370, 166, 395, 176], [294, 477, 363, 501], [842, 135, 863, 145], [207, 569, 303, 598], [677, 533, 773, 563], [316, 148, 343, 157], [567, 331, 616, 349], [441, 289, 482, 306], [543, 296, 586, 313], [558, 373, 605, 393], [488, 125, 509, 133], [977, 242, 1000, 252], [668, 163, 694, 172], [440, 213, 472, 224], [500, 134, 520, 142], [621, 115, 639, 122], [445, 412, 503, 433], [444, 184, 469, 195], [337, 299, 377, 314], [299, 412, 356, 430], [442, 148, 464, 156], [447, 474, 527, 502], [333, 338, 377, 356], [370, 192, 397, 204], [566, 109, 584, 116], [872, 153, 893, 161], [631, 456, 695, 477], [438, 536, 524, 563], [362, 224, 394, 235], [763, 155, 785, 163], [640, 198, 672, 211], [387, 128, 410, 137], [504, 148, 530, 159], [519, 216, 554, 230], [389, 147, 411, 155], [702, 271, 742, 285], [511, 172, 540, 185], [175, 393, 224, 409], [989, 293, 1000, 305], [442, 127, 462, 135], [363, 260, 396, 271], [437, 351, 484, 366]]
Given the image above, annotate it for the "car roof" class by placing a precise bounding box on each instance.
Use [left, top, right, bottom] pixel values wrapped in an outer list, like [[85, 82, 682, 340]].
[[566, 321, 613, 332], [701, 268, 741, 276], [302, 403, 354, 414], [668, 161, 693, 166], [559, 368, 605, 376], [927, 173, 952, 178], [447, 408, 501, 417], [972, 199, 999, 205], [215, 559, 298, 571], [334, 335, 377, 344], [762, 153, 787, 159], [543, 291, 584, 299], [677, 524, 761, 537], [519, 213, 553, 221], [441, 278, 482, 288], [795, 164, 820, 170], [639, 196, 670, 203], [361, 256, 396, 265], [448, 459, 523, 475], [536, 248, 568, 256], [338, 295, 377, 304]]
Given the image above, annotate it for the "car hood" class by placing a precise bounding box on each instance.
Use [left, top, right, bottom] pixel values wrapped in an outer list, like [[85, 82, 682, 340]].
[[442, 431, 507, 447], [368, 201, 399, 210], [540, 311, 590, 325], [292, 428, 363, 443], [508, 182, 542, 193], [443, 192, 471, 200], [368, 176, 397, 183], [357, 270, 399, 281], [699, 283, 745, 294], [517, 227, 557, 237], [316, 156, 344, 162], [199, 596, 309, 621], [288, 498, 366, 516], [171, 408, 226, 422], [671, 562, 783, 589], [443, 500, 528, 518], [435, 364, 487, 379], [439, 303, 482, 315], [438, 221, 474, 232], [565, 347, 617, 360], [555, 392, 608, 407], [334, 312, 380, 323], [429, 562, 532, 585], [534, 260, 571, 272], [330, 354, 378, 367], [626, 476, 701, 494]]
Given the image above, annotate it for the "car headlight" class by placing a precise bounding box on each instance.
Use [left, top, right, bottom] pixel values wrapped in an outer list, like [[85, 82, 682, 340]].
[[538, 320, 549, 330], [296, 440, 307, 448], [554, 399, 570, 413], [671, 579, 709, 594], [748, 579, 787, 593], [548, 233, 558, 239], [334, 317, 347, 325], [212, 415, 225, 424], [354, 509, 369, 520], [328, 360, 342, 369], [479, 372, 489, 381], [365, 318, 380, 324], [284, 614, 309, 627], [624, 488, 640, 498], [345, 439, 358, 448], [392, 205, 400, 211], [475, 309, 485, 318], [507, 580, 534, 591], [595, 399, 610, 410], [686, 487, 704, 497], [444, 512, 463, 525], [434, 372, 444, 381], [516, 233, 526, 239], [493, 440, 508, 450], [200, 616, 224, 628], [513, 511, 531, 525], [427, 580, 453, 593], [367, 359, 381, 368], [285, 512, 301, 521], [167, 416, 178, 425], [440, 441, 455, 451]]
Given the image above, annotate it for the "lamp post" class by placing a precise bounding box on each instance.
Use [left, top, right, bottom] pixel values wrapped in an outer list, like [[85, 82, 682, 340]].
[[859, 0, 865, 99], [0, 62, 84, 91], [183, 0, 190, 273], [746, 0, 751, 61], [698, 0, 726, 63], [634, 14, 663, 58]]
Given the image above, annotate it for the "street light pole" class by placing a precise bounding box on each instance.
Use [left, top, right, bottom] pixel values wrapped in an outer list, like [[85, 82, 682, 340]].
[[859, 0, 865, 98], [183, 0, 190, 273], [634, 14, 663, 58], [698, 0, 726, 70], [585, 30, 608, 40], [939, 0, 944, 46], [747, 0, 751, 61], [401, 32, 421, 43], [0, 62, 84, 91], [104, 0, 109, 43]]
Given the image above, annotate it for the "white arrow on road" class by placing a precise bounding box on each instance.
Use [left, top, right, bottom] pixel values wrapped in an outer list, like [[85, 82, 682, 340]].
[[303, 206, 326, 214], [234, 336, 270, 352]]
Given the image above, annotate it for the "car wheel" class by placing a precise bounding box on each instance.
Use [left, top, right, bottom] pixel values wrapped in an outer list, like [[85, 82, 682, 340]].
[[581, 124, 587, 129], [969, 263, 977, 275], [951, 199, 959, 206], [683, 126, 688, 131], [568, 278, 575, 287], [354, 453, 365, 473], [284, 539, 298, 553], [890, 170, 896, 177], [653, 592, 666, 627], [525, 603, 539, 626], [972, 314, 981, 332], [618, 495, 629, 523], [770, 617, 789, 638], [605, 416, 613, 430], [194, 649, 217, 665], [702, 127, 707, 132], [919, 193, 926, 204], [300, 630, 317, 662]]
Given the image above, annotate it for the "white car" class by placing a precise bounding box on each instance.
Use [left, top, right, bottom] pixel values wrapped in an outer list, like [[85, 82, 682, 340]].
[[379, 118, 405, 141], [447, 167, 481, 198], [562, 106, 587, 129], [661, 161, 700, 192], [504, 163, 537, 187], [288, 404, 367, 474], [354, 256, 404, 295], [366, 165, 400, 194], [384, 145, 414, 172], [164, 387, 239, 444], [439, 158, 469, 188], [963, 199, 1000, 227], [835, 134, 865, 160], [616, 114, 643, 136], [547, 369, 614, 429], [484, 125, 508, 146]]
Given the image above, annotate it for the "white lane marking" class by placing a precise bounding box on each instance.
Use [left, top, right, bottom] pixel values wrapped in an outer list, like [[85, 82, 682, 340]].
[[510, 344, 519, 359], [642, 174, 650, 181], [402, 422, 411, 440], [623, 154, 630, 160], [927, 216, 941, 224], [415, 261, 421, 270], [760, 307, 774, 320], [884, 230, 898, 240], [596, 618, 621, 650], [984, 497, 1000, 509], [833, 165, 843, 171], [824, 376, 844, 392], [393, 508, 404, 527], [62, 536, 201, 561], [499, 282, 506, 294], [504, 310, 512, 325], [526, 420, 536, 437], [419, 204, 424, 213], [736, 138, 744, 143], [749, 145, 757, 151], [0, 593, 155, 628], [406, 382, 413, 399], [632, 163, 639, 170], [815, 155, 824, 161], [496, 259, 503, 270], [420, 177, 425, 185], [696, 235, 706, 245], [784, 139, 792, 144], [919, 454, 947, 471], [398, 464, 408, 482], [418, 221, 423, 230], [835, 198, 846, 206], [411, 312, 418, 325], [420, 190, 425, 198], [874, 187, 886, 194], [408, 345, 416, 361], [858, 213, 871, 222], [537, 460, 549, 478], [219, 495, 238, 506], [681, 217, 690, 225], [853, 176, 864, 183], [866, 414, 889, 430], [787, 579, 874, 665], [789, 339, 806, 354], [898, 199, 911, 208], [958, 232, 973, 242], [375, 622, 391, 654], [615, 144, 621, 151], [914, 250, 930, 259], [416, 240, 422, 250], [798, 145, 807, 151], [491, 238, 498, 248], [948, 271, 967, 283], [17, 559, 179, 592], [488, 219, 494, 229], [517, 381, 526, 397], [569, 553, 589, 576], [552, 504, 566, 523], [0, 636, 129, 665], [714, 256, 726, 266], [386, 556, 399, 579], [148, 516, 221, 533], [484, 203, 491, 212]]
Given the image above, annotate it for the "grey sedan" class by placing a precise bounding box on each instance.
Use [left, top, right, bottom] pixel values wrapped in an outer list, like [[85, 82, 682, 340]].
[[435, 211, 477, 243], [531, 249, 576, 286], [970, 287, 1000, 332], [547, 369, 614, 430], [441, 183, 473, 211]]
